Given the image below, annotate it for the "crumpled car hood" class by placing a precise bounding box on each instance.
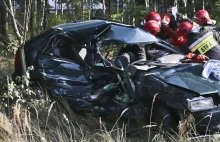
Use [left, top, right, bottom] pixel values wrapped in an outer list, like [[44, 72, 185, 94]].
[[152, 63, 220, 95]]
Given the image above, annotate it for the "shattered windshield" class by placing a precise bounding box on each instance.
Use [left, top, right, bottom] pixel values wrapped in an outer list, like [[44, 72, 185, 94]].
[[99, 24, 159, 45]]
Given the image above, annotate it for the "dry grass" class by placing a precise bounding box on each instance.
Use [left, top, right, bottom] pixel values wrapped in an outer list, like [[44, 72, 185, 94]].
[[0, 97, 140, 142], [0, 96, 219, 142]]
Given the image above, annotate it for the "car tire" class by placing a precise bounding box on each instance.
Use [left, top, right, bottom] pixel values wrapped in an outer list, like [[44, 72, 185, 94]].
[[150, 104, 178, 134]]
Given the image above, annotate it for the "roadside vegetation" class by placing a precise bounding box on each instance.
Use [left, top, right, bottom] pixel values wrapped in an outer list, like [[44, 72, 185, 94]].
[[1, 0, 220, 141]]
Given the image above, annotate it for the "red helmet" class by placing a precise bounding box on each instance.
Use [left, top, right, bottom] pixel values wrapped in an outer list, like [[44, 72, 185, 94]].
[[144, 11, 161, 23], [193, 10, 211, 25], [144, 20, 160, 35], [177, 21, 193, 37]]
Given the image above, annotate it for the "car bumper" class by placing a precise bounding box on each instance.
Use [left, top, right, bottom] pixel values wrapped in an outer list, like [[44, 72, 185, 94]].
[[192, 106, 220, 133]]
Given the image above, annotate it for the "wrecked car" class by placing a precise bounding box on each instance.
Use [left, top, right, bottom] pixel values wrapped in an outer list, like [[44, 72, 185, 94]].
[[13, 20, 220, 134]]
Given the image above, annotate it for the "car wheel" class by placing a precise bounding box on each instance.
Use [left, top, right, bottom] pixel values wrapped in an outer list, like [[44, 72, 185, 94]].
[[150, 104, 178, 134]]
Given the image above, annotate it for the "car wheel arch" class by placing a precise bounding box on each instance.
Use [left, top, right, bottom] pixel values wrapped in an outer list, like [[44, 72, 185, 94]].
[[149, 99, 180, 132]]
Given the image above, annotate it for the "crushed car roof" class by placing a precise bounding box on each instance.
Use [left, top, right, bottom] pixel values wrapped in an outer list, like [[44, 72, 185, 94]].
[[100, 23, 159, 44], [52, 19, 159, 44]]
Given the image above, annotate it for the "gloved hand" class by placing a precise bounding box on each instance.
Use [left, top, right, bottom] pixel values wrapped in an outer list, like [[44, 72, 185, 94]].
[[185, 53, 196, 59], [195, 54, 209, 63], [176, 13, 188, 20], [181, 53, 209, 64]]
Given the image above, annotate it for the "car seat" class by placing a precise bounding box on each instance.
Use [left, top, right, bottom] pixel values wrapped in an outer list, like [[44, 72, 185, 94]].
[[53, 46, 61, 57], [116, 52, 136, 69], [70, 46, 89, 67]]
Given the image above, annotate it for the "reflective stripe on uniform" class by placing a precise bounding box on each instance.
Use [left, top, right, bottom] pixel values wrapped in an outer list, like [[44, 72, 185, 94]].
[[188, 32, 218, 54]]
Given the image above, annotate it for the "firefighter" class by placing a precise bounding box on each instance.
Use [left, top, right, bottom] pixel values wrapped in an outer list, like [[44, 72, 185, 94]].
[[160, 13, 188, 48], [142, 11, 178, 40], [161, 14, 179, 40], [143, 11, 187, 48], [193, 10, 216, 27], [177, 21, 220, 60]]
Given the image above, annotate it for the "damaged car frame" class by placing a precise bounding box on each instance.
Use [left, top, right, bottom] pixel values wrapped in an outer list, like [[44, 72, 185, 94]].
[[13, 20, 220, 133]]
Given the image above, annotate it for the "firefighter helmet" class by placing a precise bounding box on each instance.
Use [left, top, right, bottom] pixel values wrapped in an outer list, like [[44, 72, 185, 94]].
[[144, 11, 161, 23], [177, 21, 193, 37], [144, 20, 160, 35], [193, 10, 212, 25]]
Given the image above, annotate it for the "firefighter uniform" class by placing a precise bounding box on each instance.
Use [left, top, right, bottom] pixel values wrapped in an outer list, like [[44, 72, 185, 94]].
[[182, 30, 220, 60]]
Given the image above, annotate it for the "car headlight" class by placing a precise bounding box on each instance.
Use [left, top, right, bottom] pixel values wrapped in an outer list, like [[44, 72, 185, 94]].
[[187, 97, 214, 112]]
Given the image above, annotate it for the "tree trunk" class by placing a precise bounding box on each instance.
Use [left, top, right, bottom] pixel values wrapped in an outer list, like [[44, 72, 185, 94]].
[[72, 0, 75, 18], [103, 0, 105, 18], [36, 0, 41, 33], [61, 0, 63, 15], [6, 0, 31, 74], [5, 0, 22, 41], [55, 0, 57, 15], [81, 0, 84, 20], [161, 0, 164, 13], [89, 0, 92, 19], [132, 0, 135, 26], [202, 0, 205, 9], [108, 0, 111, 16], [192, 0, 195, 13], [43, 0, 48, 31], [41, 0, 45, 27], [174, 0, 177, 7], [0, 1, 7, 37], [128, 0, 130, 24], [23, 0, 28, 33], [29, 0, 35, 37], [183, 0, 187, 16], [153, 0, 156, 11], [21, 0, 31, 74], [13, 0, 15, 12], [145, 0, 149, 10], [116, 0, 119, 14]]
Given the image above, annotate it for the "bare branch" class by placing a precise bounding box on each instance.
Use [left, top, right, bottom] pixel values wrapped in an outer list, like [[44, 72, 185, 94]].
[[0, 1, 24, 31], [3, 0, 22, 43]]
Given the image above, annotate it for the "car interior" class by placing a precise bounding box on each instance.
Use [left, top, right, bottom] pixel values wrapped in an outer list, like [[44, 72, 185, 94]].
[[46, 35, 101, 67], [44, 34, 181, 70]]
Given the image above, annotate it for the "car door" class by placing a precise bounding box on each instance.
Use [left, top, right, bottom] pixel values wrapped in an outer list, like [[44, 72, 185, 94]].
[[36, 34, 92, 98]]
